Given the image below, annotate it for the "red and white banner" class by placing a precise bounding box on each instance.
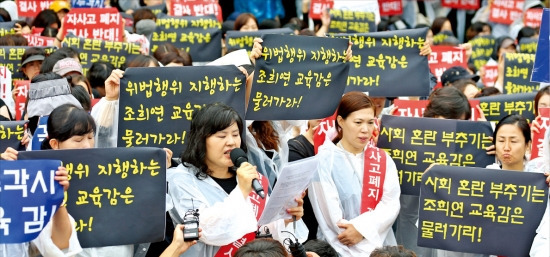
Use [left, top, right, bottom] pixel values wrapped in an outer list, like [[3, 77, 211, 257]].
[[16, 0, 55, 18], [441, 0, 480, 10], [168, 0, 222, 22], [393, 99, 483, 121], [489, 0, 524, 25], [524, 8, 544, 28], [378, 0, 402, 16], [428, 46, 467, 88], [309, 0, 334, 20], [62, 8, 124, 42], [13, 80, 30, 121], [481, 64, 498, 87], [531, 107, 550, 160], [23, 34, 55, 47]]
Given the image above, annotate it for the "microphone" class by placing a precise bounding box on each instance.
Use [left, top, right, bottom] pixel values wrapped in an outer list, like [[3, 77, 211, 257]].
[[230, 148, 266, 199]]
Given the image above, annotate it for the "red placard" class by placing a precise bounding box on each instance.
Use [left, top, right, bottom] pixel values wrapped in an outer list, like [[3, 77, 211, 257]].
[[309, 0, 334, 20], [16, 0, 55, 18], [440, 0, 479, 10], [428, 46, 467, 88], [23, 34, 55, 47], [489, 0, 524, 25], [393, 99, 482, 121], [62, 8, 124, 42], [531, 107, 550, 160], [13, 80, 30, 121], [378, 0, 402, 16], [481, 64, 498, 87], [168, 0, 222, 22], [524, 8, 544, 28]]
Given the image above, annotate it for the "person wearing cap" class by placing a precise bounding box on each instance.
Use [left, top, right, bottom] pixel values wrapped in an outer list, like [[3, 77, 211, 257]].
[[440, 66, 480, 88], [50, 0, 71, 21], [20, 47, 46, 80], [52, 57, 83, 77], [487, 36, 518, 92]]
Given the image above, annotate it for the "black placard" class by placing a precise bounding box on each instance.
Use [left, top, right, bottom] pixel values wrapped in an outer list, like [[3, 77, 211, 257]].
[[0, 21, 16, 37], [468, 35, 495, 71], [151, 15, 222, 62], [518, 37, 538, 54], [0, 46, 55, 79], [328, 9, 376, 33], [502, 53, 539, 94], [225, 28, 293, 53], [377, 115, 494, 195], [18, 147, 166, 248], [0, 120, 26, 152], [62, 35, 142, 76], [332, 28, 430, 96], [476, 92, 536, 123], [418, 165, 548, 257], [247, 34, 349, 120], [118, 65, 245, 155]]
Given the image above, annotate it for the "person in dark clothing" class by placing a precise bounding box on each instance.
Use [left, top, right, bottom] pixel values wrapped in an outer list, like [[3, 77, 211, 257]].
[[288, 119, 320, 242]]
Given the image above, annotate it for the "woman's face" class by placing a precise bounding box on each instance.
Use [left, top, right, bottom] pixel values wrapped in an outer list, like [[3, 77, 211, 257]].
[[441, 20, 452, 32], [495, 124, 529, 169], [538, 93, 550, 114], [52, 132, 95, 150], [337, 108, 375, 153], [463, 84, 479, 99], [22, 60, 42, 80], [240, 18, 258, 32], [205, 122, 241, 171]]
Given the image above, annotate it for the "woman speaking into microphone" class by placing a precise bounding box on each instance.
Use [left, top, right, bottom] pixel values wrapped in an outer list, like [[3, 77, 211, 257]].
[[167, 103, 306, 257]]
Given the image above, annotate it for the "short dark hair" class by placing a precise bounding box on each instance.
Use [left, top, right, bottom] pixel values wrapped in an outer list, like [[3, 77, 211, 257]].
[[234, 239, 287, 257], [31, 9, 61, 29], [180, 103, 246, 179], [125, 55, 159, 68], [304, 239, 338, 257], [450, 79, 477, 96], [493, 114, 531, 145], [87, 61, 115, 89], [41, 104, 96, 150], [234, 13, 258, 30], [40, 47, 80, 74], [370, 245, 417, 257], [68, 80, 91, 112], [424, 86, 471, 120]]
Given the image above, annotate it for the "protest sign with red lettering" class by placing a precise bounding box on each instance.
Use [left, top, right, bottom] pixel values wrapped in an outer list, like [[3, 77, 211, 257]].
[[481, 64, 498, 87], [16, 0, 54, 18], [489, 0, 524, 25], [393, 99, 482, 121], [62, 8, 123, 42], [309, 0, 334, 19], [524, 8, 544, 28], [378, 0, 402, 16], [168, 0, 222, 22], [23, 34, 55, 47], [531, 107, 550, 160], [428, 46, 467, 88], [13, 80, 29, 121], [441, 0, 479, 10]]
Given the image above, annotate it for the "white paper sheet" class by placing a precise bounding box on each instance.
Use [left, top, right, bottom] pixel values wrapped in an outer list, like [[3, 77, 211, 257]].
[[258, 156, 318, 225]]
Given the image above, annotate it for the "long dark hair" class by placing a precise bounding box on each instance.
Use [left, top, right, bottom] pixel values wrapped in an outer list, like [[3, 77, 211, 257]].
[[234, 239, 287, 257], [41, 104, 96, 150], [424, 86, 471, 120], [492, 114, 531, 145], [181, 103, 246, 179]]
